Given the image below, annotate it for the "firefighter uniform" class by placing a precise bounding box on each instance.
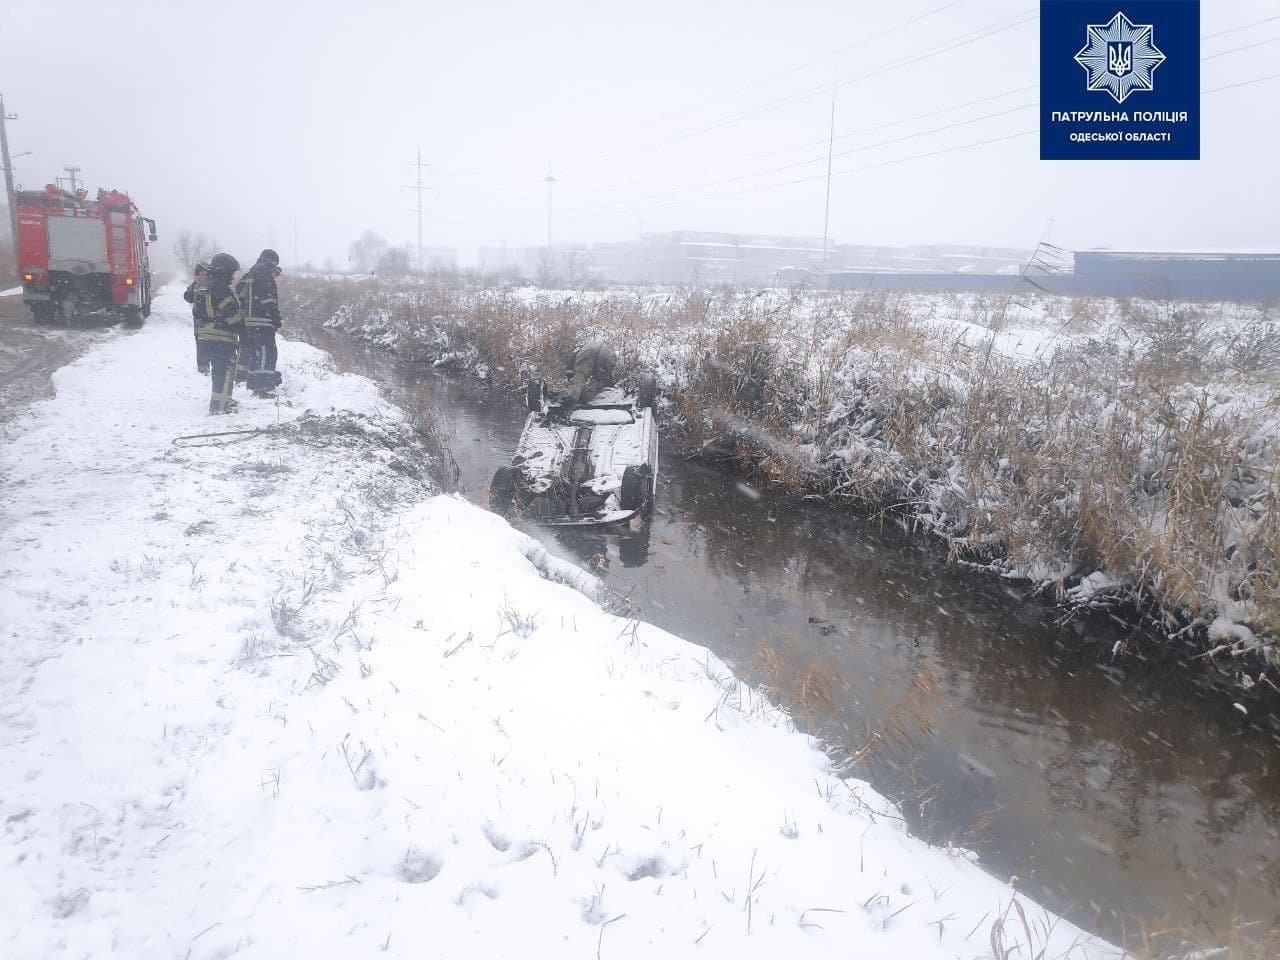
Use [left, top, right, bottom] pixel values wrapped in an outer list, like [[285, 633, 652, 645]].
[[195, 256, 243, 414], [235, 250, 283, 396], [183, 263, 211, 373]]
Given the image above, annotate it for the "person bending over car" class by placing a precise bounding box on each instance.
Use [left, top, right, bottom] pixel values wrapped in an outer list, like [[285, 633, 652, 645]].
[[563, 339, 618, 408]]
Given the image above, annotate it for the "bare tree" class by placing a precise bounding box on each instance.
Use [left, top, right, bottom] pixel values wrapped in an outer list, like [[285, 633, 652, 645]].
[[173, 231, 218, 276], [563, 251, 596, 290], [348, 231, 388, 274], [535, 250, 559, 288], [374, 245, 414, 279]]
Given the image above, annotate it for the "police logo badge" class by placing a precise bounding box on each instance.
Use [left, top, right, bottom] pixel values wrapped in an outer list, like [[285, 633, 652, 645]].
[[1075, 12, 1166, 103]]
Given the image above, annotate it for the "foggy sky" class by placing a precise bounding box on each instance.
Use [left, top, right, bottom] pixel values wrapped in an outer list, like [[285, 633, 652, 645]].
[[2, 0, 1277, 268]]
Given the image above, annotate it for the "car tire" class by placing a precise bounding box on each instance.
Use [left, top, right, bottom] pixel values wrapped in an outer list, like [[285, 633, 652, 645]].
[[490, 466, 519, 516], [620, 464, 653, 516], [526, 379, 544, 412], [636, 373, 658, 411]]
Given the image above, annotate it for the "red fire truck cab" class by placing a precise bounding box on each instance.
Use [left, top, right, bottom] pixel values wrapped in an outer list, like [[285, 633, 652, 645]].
[[17, 184, 157, 325]]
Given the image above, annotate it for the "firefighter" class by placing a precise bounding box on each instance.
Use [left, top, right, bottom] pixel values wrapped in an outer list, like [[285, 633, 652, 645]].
[[194, 252, 243, 415], [235, 249, 283, 397], [183, 260, 211, 373]]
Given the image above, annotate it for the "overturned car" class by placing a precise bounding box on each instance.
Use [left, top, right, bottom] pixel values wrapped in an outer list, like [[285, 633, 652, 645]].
[[490, 376, 659, 527]]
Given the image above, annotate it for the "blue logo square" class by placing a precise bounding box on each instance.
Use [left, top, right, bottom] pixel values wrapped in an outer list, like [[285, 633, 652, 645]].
[[1041, 0, 1200, 159]]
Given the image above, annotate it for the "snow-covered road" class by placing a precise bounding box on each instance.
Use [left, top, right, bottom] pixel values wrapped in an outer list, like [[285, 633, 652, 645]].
[[0, 288, 1121, 958]]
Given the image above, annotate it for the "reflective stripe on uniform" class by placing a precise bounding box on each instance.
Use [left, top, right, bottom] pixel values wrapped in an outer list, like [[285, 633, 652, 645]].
[[196, 324, 238, 343]]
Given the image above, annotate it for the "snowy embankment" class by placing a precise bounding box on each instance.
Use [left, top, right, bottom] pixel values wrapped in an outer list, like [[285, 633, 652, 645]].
[[0, 287, 1118, 958], [286, 277, 1280, 696]]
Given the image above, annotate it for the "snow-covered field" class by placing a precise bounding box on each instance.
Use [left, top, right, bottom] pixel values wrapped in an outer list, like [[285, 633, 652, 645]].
[[0, 287, 1120, 958], [285, 277, 1280, 691]]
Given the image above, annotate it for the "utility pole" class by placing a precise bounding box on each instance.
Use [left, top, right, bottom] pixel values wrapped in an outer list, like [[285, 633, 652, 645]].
[[543, 165, 555, 249], [820, 83, 836, 278], [0, 93, 18, 255], [410, 147, 431, 273], [62, 164, 82, 195]]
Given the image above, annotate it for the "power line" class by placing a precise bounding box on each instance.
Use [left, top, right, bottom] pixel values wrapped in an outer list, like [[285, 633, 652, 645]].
[[1201, 35, 1280, 60], [446, 84, 1038, 202], [444, 63, 1280, 230], [1203, 14, 1280, 40], [443, 24, 1279, 213], [542, 10, 1039, 177], [1202, 70, 1280, 93], [539, 101, 1035, 218], [442, 8, 1273, 201], [545, 68, 1280, 224], [449, 13, 1275, 208], [442, 8, 1039, 187], [556, 129, 1041, 222], [436, 0, 972, 177]]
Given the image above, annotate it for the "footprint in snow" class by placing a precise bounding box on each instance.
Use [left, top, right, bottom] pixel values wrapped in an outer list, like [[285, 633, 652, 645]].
[[398, 848, 442, 884]]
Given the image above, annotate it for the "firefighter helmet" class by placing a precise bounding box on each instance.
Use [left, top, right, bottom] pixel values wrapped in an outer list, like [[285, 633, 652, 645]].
[[209, 252, 241, 276], [258, 248, 280, 267]]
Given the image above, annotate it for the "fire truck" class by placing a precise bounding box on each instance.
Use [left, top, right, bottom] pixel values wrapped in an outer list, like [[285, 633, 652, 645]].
[[16, 182, 157, 325]]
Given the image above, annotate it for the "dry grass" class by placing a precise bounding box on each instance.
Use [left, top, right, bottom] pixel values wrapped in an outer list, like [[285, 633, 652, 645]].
[[747, 643, 849, 730], [1126, 913, 1280, 960]]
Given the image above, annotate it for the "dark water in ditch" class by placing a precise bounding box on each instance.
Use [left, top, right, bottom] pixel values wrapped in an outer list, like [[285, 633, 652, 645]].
[[297, 324, 1280, 949]]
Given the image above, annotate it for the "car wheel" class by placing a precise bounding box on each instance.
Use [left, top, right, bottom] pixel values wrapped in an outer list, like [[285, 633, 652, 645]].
[[636, 373, 658, 411], [620, 464, 653, 516], [526, 378, 545, 412], [490, 466, 519, 516]]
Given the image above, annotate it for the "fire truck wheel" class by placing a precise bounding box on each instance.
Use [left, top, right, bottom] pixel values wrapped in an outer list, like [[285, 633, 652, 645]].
[[29, 302, 53, 325], [123, 307, 145, 327]]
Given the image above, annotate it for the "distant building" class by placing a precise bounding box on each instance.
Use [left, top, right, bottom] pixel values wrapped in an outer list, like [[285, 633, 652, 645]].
[[827, 248, 1280, 300], [476, 233, 1029, 286], [473, 232, 1280, 299], [1071, 250, 1280, 298]]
